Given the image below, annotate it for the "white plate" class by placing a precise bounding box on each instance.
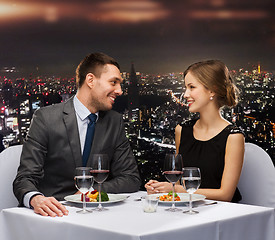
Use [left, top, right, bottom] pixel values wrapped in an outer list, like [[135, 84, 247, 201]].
[[153, 193, 206, 205], [64, 194, 128, 205]]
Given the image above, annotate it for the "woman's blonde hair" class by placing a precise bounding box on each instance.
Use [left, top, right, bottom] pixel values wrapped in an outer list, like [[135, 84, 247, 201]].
[[184, 60, 239, 108]]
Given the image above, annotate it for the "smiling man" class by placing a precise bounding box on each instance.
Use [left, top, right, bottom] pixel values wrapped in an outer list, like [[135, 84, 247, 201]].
[[13, 53, 141, 217]]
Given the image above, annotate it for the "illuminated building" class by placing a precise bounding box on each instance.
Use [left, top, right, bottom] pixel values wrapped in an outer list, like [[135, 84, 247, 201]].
[[128, 63, 140, 120], [17, 94, 44, 141]]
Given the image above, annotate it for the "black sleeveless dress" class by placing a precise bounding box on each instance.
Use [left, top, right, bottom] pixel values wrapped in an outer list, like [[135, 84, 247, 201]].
[[179, 119, 244, 202]]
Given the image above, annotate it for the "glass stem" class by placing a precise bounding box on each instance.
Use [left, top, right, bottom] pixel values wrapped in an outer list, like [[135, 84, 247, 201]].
[[189, 193, 192, 212], [98, 183, 102, 209], [172, 183, 175, 209], [83, 193, 87, 212]]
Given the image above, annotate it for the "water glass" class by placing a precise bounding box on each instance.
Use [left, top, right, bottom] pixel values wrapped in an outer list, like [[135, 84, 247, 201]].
[[142, 195, 159, 213]]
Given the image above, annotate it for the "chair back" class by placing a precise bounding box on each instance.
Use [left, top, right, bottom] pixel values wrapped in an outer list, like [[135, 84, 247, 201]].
[[238, 142, 275, 208], [0, 145, 22, 211]]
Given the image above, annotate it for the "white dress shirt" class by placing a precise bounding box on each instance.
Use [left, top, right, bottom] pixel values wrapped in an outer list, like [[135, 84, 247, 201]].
[[73, 95, 98, 153]]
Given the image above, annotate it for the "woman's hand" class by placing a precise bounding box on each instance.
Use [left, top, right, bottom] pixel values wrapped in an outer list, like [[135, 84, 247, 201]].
[[145, 180, 173, 194]]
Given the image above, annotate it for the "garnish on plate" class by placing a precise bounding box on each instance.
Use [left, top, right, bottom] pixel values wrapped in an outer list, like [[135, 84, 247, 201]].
[[159, 191, 181, 201], [81, 190, 109, 202]]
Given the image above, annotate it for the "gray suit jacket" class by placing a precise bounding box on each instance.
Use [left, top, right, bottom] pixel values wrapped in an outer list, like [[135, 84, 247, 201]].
[[13, 97, 141, 205]]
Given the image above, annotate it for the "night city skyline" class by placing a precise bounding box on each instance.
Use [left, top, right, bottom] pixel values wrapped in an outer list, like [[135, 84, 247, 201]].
[[0, 62, 274, 186], [0, 0, 274, 76]]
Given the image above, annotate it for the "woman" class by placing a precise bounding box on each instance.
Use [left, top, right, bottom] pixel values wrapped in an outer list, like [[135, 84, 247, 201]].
[[145, 60, 245, 202]]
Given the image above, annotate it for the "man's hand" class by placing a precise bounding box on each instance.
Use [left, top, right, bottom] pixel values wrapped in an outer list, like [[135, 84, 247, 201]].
[[30, 195, 69, 217]]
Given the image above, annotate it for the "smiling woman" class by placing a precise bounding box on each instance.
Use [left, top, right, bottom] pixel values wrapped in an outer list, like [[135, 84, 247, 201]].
[[145, 60, 245, 203]]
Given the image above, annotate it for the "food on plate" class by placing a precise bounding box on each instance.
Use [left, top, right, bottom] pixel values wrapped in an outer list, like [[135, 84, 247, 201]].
[[98, 191, 109, 202], [159, 191, 181, 201], [81, 190, 109, 202]]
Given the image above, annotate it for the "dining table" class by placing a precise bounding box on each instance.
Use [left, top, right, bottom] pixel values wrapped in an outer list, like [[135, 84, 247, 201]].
[[0, 191, 274, 240]]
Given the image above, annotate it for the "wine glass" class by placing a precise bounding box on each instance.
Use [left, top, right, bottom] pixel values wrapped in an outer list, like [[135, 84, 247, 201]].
[[74, 167, 93, 214], [90, 154, 110, 211], [163, 153, 183, 212], [182, 167, 201, 214]]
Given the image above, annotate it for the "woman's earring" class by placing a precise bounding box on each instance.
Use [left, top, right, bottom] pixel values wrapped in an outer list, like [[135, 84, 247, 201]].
[[210, 96, 213, 100]]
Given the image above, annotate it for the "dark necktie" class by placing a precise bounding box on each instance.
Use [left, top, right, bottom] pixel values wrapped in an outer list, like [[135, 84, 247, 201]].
[[82, 113, 97, 166]]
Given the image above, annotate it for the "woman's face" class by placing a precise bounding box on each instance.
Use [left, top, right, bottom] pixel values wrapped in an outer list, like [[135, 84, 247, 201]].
[[184, 72, 213, 113]]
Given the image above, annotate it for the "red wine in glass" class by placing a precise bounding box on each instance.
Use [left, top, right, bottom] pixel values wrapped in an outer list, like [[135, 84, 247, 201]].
[[163, 170, 183, 183], [90, 169, 109, 183], [163, 153, 183, 212], [91, 154, 109, 211]]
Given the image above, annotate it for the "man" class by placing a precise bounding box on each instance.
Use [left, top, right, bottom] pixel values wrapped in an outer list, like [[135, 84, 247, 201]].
[[13, 53, 141, 217]]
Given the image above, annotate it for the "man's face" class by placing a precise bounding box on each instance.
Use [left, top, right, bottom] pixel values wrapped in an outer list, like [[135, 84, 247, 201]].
[[90, 64, 123, 112]]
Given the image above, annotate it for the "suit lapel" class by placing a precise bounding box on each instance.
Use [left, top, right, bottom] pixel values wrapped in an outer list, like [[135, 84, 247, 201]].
[[63, 97, 82, 167]]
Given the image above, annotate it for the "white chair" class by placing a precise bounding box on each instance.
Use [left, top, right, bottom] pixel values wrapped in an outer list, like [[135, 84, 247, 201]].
[[0, 145, 23, 211], [238, 142, 275, 208]]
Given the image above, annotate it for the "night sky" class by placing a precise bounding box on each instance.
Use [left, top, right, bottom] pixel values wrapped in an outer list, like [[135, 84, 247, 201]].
[[0, 0, 274, 76]]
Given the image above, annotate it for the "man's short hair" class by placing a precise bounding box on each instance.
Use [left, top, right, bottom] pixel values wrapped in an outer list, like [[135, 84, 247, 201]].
[[76, 52, 120, 88]]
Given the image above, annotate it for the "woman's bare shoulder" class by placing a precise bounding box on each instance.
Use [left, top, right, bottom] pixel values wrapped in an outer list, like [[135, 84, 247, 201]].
[[175, 124, 182, 133]]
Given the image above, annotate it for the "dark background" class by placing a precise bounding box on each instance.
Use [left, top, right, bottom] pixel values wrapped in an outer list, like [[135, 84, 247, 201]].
[[0, 0, 274, 75]]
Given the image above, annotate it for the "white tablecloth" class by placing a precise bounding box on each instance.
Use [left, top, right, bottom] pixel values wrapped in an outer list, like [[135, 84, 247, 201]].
[[0, 192, 274, 240]]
